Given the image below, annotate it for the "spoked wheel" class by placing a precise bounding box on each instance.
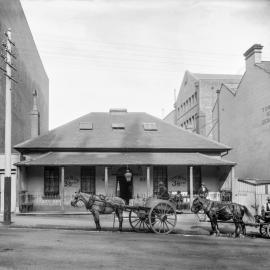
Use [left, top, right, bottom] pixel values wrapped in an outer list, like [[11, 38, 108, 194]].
[[129, 209, 151, 232], [259, 224, 270, 238], [148, 202, 177, 234]]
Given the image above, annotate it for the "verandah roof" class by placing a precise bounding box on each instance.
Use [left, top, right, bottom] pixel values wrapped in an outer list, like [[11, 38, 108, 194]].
[[16, 152, 235, 166]]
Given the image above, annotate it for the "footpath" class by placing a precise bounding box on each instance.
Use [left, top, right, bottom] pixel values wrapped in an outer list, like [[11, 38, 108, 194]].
[[0, 212, 258, 236]]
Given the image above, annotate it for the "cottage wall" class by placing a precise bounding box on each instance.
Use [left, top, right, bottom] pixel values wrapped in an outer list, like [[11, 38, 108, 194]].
[[21, 164, 229, 211]]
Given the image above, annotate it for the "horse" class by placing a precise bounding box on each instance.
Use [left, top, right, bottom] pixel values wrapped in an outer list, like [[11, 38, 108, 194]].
[[191, 196, 254, 237], [71, 191, 125, 231]]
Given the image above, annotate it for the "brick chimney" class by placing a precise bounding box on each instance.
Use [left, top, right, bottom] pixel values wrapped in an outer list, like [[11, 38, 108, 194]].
[[30, 89, 40, 138], [244, 44, 263, 70]]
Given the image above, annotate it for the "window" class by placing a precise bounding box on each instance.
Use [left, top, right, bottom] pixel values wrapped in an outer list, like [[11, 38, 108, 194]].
[[81, 167, 96, 194], [79, 122, 93, 130], [153, 166, 168, 195], [143, 122, 158, 131], [112, 123, 125, 130], [44, 167, 59, 197]]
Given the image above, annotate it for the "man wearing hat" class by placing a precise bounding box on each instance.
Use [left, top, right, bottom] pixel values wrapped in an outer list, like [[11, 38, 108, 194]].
[[261, 197, 270, 221], [198, 182, 209, 198], [157, 181, 169, 200]]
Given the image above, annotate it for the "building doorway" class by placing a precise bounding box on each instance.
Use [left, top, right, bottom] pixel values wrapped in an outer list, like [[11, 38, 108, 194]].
[[116, 167, 133, 204]]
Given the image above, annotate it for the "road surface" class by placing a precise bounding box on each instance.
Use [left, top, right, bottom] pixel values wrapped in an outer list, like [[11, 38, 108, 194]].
[[0, 227, 269, 270]]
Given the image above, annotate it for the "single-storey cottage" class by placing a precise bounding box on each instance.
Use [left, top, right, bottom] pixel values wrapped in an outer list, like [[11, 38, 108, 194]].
[[14, 109, 235, 212]]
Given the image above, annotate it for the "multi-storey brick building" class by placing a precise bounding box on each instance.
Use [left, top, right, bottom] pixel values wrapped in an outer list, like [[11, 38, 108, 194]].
[[213, 44, 270, 182], [0, 0, 49, 212], [164, 72, 241, 139]]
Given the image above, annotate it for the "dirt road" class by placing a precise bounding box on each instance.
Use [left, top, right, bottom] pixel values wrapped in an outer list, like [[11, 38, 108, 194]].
[[0, 227, 269, 270]]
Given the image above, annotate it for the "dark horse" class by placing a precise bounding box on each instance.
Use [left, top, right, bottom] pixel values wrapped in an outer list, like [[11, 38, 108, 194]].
[[71, 191, 125, 231], [191, 197, 254, 237]]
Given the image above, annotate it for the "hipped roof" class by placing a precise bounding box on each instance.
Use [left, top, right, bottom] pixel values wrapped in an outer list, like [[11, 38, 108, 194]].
[[16, 152, 235, 166], [14, 112, 231, 153]]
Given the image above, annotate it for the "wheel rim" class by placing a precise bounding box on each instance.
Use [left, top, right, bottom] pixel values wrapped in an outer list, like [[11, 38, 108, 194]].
[[129, 210, 150, 232], [260, 224, 270, 238], [149, 202, 177, 234]]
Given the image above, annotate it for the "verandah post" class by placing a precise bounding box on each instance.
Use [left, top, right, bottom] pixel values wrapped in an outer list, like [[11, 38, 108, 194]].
[[189, 166, 194, 208], [146, 166, 151, 197], [16, 166, 21, 213], [105, 166, 108, 196], [60, 166, 65, 211]]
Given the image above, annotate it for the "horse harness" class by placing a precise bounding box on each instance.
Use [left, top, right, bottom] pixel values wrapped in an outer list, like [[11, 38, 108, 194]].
[[86, 195, 121, 213]]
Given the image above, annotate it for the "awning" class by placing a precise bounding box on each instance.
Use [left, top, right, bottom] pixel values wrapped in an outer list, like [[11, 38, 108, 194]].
[[238, 179, 270, 186], [15, 152, 235, 166]]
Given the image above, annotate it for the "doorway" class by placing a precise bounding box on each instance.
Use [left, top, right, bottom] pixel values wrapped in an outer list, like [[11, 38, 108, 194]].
[[116, 172, 133, 204]]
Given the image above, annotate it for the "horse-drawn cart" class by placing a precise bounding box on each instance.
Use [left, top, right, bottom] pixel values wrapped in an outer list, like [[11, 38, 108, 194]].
[[196, 209, 270, 238], [124, 197, 181, 234]]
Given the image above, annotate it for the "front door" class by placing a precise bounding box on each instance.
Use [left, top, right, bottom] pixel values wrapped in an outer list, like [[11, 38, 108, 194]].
[[116, 175, 133, 204]]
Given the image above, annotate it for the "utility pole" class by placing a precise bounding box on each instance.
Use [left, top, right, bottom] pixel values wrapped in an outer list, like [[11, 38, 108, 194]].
[[0, 29, 17, 224], [216, 89, 221, 142]]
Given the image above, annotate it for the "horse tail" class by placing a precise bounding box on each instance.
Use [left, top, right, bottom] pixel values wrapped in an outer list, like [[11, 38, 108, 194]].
[[243, 205, 254, 222]]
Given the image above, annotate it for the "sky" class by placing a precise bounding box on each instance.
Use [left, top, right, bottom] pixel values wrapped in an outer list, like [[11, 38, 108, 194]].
[[20, 0, 270, 129]]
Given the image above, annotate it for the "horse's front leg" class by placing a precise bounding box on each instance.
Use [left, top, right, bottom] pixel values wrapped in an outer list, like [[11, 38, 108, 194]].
[[115, 209, 123, 231], [92, 210, 101, 231], [209, 217, 216, 235], [241, 222, 246, 235], [209, 214, 220, 236]]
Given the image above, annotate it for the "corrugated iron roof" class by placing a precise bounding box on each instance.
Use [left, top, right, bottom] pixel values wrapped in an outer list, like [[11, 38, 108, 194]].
[[14, 112, 231, 152], [16, 152, 235, 166]]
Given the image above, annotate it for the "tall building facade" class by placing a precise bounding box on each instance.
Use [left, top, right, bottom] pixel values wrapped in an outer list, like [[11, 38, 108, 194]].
[[164, 71, 241, 139], [0, 0, 49, 212], [213, 44, 270, 181]]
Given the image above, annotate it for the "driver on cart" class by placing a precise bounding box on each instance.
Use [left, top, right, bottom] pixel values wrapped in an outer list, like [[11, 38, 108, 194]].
[[261, 196, 270, 222], [157, 181, 169, 200]]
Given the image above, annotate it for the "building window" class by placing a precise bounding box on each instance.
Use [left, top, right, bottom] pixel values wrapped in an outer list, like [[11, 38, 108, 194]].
[[81, 166, 96, 194], [143, 122, 158, 131], [153, 166, 167, 195], [44, 167, 59, 197]]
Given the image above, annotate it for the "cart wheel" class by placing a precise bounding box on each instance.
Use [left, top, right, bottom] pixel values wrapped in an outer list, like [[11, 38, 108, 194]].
[[129, 209, 151, 232], [148, 202, 177, 234], [259, 224, 270, 238]]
